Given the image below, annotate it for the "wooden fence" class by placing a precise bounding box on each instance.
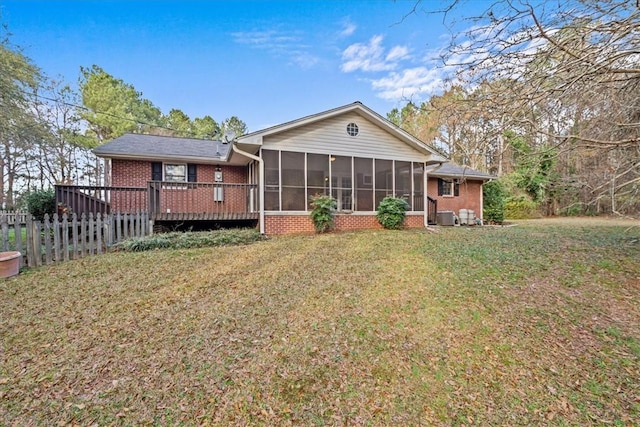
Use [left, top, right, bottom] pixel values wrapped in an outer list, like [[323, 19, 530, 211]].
[[0, 212, 152, 269], [0, 210, 29, 225]]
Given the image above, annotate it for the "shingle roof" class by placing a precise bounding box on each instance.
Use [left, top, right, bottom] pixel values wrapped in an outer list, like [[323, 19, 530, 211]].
[[426, 163, 494, 181], [93, 133, 230, 163]]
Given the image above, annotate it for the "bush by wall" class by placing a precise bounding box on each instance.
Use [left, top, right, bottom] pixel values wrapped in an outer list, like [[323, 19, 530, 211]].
[[376, 197, 409, 229], [309, 194, 336, 233]]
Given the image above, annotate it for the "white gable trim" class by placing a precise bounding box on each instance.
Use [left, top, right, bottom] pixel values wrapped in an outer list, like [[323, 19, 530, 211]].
[[237, 102, 448, 163]]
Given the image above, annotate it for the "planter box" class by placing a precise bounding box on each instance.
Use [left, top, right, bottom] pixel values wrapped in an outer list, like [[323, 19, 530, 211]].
[[0, 251, 21, 278]]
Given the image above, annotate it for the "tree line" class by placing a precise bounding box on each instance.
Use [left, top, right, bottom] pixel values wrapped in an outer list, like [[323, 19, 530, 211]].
[[0, 29, 247, 209], [390, 0, 639, 217]]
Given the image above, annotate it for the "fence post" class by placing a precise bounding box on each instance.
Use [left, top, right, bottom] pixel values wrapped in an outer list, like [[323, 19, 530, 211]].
[[80, 213, 87, 258], [63, 213, 70, 262], [96, 213, 103, 254], [123, 213, 129, 239], [88, 213, 95, 255], [116, 212, 122, 243], [136, 211, 142, 237], [53, 214, 61, 262], [105, 213, 113, 247], [25, 216, 34, 267], [44, 214, 52, 265], [32, 219, 42, 267], [14, 219, 23, 268], [1, 217, 8, 252]]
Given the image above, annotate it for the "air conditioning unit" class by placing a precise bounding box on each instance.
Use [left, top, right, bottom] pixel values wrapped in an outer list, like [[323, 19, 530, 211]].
[[436, 211, 455, 226]]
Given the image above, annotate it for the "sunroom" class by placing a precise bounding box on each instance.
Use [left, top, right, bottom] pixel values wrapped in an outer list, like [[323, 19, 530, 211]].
[[261, 149, 433, 216]]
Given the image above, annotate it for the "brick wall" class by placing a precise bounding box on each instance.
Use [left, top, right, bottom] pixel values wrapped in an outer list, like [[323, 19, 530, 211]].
[[427, 177, 483, 219], [264, 213, 426, 235], [111, 160, 247, 186], [110, 159, 249, 214]]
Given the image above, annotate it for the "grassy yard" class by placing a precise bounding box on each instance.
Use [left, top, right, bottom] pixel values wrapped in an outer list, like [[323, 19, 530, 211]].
[[2, 226, 26, 251], [1, 218, 639, 425]]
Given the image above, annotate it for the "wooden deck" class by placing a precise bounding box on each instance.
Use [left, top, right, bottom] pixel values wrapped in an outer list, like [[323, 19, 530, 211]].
[[151, 212, 259, 221], [55, 182, 259, 221]]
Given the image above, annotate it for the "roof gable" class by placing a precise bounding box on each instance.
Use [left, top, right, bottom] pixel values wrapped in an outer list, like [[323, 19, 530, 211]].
[[261, 111, 432, 162], [237, 102, 448, 163]]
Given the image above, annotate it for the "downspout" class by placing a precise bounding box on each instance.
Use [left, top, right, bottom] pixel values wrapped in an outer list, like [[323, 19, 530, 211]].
[[480, 180, 485, 225], [423, 163, 429, 228], [231, 144, 265, 234]]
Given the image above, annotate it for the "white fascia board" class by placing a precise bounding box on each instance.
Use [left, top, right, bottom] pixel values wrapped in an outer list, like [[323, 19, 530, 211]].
[[236, 134, 263, 145], [429, 172, 493, 181], [94, 152, 233, 165]]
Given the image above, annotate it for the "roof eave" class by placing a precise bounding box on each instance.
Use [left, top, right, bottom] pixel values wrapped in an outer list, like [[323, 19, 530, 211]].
[[93, 152, 230, 165], [428, 172, 493, 181]]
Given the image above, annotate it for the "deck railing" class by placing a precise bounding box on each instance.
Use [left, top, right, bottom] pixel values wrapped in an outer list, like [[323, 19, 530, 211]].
[[148, 181, 259, 220], [55, 182, 259, 221], [55, 185, 147, 217], [426, 196, 437, 225]]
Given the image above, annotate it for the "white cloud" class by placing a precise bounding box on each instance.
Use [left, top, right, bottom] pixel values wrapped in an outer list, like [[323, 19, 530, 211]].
[[341, 35, 409, 73], [370, 67, 444, 101], [290, 51, 320, 69], [340, 20, 357, 37], [231, 30, 298, 47], [231, 29, 320, 69], [386, 45, 410, 62]]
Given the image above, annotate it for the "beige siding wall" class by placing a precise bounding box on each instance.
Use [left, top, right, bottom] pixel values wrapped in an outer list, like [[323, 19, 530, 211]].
[[262, 112, 430, 162]]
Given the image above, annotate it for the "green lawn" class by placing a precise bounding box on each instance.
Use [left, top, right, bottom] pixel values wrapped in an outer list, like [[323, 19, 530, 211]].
[[3, 226, 26, 251], [1, 219, 639, 425]]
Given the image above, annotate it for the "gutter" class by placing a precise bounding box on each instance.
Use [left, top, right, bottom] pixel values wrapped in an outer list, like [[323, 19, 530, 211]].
[[93, 153, 227, 165], [423, 163, 429, 228], [231, 144, 265, 234]]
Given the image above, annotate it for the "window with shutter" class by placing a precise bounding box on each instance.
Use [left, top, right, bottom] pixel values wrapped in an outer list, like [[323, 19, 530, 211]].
[[438, 178, 455, 197], [187, 164, 197, 182], [151, 162, 162, 181]]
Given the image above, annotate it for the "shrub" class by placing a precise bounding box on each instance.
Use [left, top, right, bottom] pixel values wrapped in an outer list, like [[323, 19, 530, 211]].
[[558, 203, 583, 217], [504, 196, 540, 219], [116, 228, 265, 252], [376, 196, 409, 230], [23, 188, 56, 221], [483, 180, 506, 224], [309, 194, 336, 233]]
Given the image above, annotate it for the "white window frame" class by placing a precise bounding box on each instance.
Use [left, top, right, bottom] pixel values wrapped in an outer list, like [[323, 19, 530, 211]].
[[163, 163, 187, 182], [441, 179, 455, 197]]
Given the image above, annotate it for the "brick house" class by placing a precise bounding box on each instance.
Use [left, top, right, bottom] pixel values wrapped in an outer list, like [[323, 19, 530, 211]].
[[58, 102, 493, 234], [426, 163, 493, 223]]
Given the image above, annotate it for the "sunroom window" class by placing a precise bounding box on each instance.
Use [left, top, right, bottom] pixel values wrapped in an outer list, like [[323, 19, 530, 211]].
[[261, 149, 426, 212]]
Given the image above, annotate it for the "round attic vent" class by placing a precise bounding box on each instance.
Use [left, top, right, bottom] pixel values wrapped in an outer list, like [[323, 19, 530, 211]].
[[346, 122, 359, 136]]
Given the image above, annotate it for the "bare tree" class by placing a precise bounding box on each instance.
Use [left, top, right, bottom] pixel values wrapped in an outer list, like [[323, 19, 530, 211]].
[[424, 0, 640, 215], [31, 79, 93, 186]]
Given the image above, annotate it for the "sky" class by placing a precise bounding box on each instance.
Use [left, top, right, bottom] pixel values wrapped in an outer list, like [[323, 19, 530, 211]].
[[0, 0, 483, 133]]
